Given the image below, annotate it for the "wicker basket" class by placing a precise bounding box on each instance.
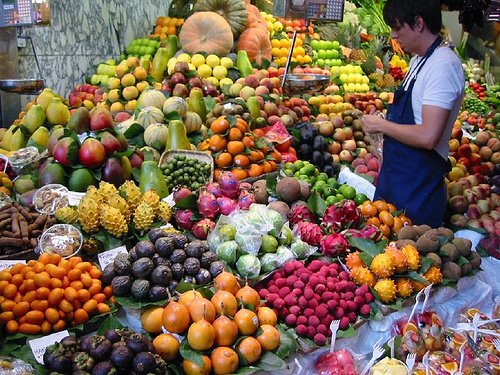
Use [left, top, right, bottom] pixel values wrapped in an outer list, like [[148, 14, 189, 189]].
[[158, 149, 214, 183]]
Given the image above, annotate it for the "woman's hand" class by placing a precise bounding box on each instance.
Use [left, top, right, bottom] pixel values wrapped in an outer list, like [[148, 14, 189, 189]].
[[361, 114, 384, 134]]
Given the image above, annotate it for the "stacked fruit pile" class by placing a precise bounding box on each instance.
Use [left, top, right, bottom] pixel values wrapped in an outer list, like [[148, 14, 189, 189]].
[[150, 16, 184, 39], [0, 254, 111, 335], [68, 84, 102, 109], [358, 199, 412, 239]]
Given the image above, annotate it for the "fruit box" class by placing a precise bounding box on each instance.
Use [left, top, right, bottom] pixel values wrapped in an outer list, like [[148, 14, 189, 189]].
[[158, 149, 214, 182]]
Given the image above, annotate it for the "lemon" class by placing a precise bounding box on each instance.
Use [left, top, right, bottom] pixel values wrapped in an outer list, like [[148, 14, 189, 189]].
[[219, 57, 234, 69], [197, 64, 212, 78], [191, 54, 205, 68], [212, 65, 227, 80], [176, 53, 191, 63], [273, 21, 283, 32], [205, 76, 219, 86], [206, 54, 220, 68]]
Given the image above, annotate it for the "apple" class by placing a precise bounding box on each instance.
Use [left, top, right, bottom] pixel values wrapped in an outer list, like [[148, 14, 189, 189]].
[[79, 138, 106, 168]]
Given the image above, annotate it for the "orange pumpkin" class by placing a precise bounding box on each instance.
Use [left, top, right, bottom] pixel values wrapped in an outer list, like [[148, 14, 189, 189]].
[[246, 4, 267, 29], [236, 27, 272, 65], [179, 11, 234, 55]]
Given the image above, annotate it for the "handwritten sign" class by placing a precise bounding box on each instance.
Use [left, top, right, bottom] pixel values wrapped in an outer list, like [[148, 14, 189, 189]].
[[68, 191, 85, 206], [98, 246, 128, 269], [0, 260, 26, 271], [29, 330, 70, 364]]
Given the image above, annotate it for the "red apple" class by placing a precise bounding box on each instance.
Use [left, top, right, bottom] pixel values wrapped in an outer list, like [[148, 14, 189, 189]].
[[79, 138, 106, 168]]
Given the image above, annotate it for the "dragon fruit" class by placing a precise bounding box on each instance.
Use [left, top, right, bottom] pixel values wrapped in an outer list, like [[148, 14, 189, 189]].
[[206, 182, 222, 198], [342, 200, 361, 227], [217, 196, 238, 216], [238, 190, 256, 210], [197, 188, 219, 219], [320, 233, 348, 257], [173, 186, 192, 203], [239, 182, 252, 191], [218, 171, 240, 198], [322, 203, 344, 231], [191, 218, 216, 240], [342, 224, 383, 242], [175, 209, 194, 230], [289, 204, 316, 226], [294, 221, 324, 246]]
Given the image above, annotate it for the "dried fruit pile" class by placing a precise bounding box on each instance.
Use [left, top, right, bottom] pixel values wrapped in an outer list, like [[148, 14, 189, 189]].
[[256, 260, 372, 346], [103, 232, 223, 303], [0, 253, 111, 335]]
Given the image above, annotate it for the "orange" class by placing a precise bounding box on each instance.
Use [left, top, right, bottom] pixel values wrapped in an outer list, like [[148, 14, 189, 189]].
[[210, 116, 230, 134], [247, 163, 263, 177], [228, 127, 243, 141], [227, 141, 244, 156], [209, 135, 228, 152], [233, 154, 250, 168], [231, 168, 248, 180], [215, 152, 233, 168], [360, 202, 378, 217]]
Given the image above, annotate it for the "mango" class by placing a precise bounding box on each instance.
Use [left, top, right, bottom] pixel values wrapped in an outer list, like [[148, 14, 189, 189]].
[[8, 127, 28, 151], [39, 162, 66, 186], [0, 126, 15, 150], [24, 104, 46, 134], [13, 175, 36, 194], [46, 97, 70, 125], [67, 107, 90, 134], [68, 168, 96, 192]]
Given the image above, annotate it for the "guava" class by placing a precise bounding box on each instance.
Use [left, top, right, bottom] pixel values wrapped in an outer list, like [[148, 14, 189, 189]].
[[279, 225, 294, 246], [260, 234, 279, 253], [236, 254, 261, 279], [219, 224, 237, 241], [267, 209, 285, 237], [216, 241, 238, 264], [290, 239, 310, 259], [276, 246, 294, 265], [260, 253, 279, 273]]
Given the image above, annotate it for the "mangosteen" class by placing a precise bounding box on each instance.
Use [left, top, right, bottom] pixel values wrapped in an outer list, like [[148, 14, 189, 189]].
[[148, 285, 169, 301], [195, 268, 212, 285], [49, 355, 72, 373], [185, 240, 205, 258], [126, 333, 150, 354], [151, 265, 172, 286], [135, 240, 156, 258], [79, 336, 93, 353], [155, 236, 175, 257], [101, 263, 116, 286], [92, 360, 117, 375], [103, 329, 121, 344], [132, 257, 155, 279], [88, 336, 113, 362], [110, 344, 133, 371], [183, 275, 197, 284], [154, 353, 168, 374], [170, 249, 187, 264], [168, 280, 179, 294], [72, 352, 95, 372], [200, 251, 218, 269], [171, 263, 185, 280], [184, 257, 201, 276], [209, 261, 225, 277], [117, 328, 134, 339], [73, 371, 91, 375], [153, 256, 171, 268], [297, 144, 312, 160], [113, 253, 132, 275], [172, 233, 188, 248], [129, 246, 138, 262], [148, 228, 169, 243], [323, 164, 335, 178], [43, 343, 64, 369], [132, 352, 156, 375], [61, 335, 78, 351]]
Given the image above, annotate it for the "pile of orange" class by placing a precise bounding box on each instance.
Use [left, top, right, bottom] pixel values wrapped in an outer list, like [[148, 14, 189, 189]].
[[144, 272, 280, 374], [0, 254, 112, 335], [199, 115, 281, 180], [359, 200, 412, 239], [0, 172, 13, 196], [150, 16, 184, 39]]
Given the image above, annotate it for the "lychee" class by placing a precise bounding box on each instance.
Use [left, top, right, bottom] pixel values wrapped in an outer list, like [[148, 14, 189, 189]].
[[314, 333, 327, 346], [284, 262, 295, 275], [339, 316, 350, 330], [266, 293, 278, 304], [304, 308, 314, 317], [346, 301, 357, 312], [298, 296, 308, 309], [308, 260, 323, 272], [274, 298, 285, 310], [309, 275, 319, 288], [316, 284, 326, 294], [360, 304, 371, 315], [284, 294, 297, 307], [296, 324, 308, 336], [268, 285, 279, 294], [285, 314, 297, 326], [307, 326, 317, 339], [317, 305, 328, 318], [308, 299, 318, 309], [289, 305, 300, 315], [286, 275, 298, 286], [304, 288, 314, 299], [294, 280, 305, 289], [334, 307, 344, 319], [276, 278, 286, 288], [327, 300, 338, 311], [317, 324, 329, 336], [297, 316, 307, 325], [259, 289, 269, 299]]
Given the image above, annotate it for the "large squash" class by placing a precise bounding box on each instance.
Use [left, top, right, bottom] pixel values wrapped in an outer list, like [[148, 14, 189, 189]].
[[179, 12, 234, 56], [236, 27, 272, 65], [194, 0, 247, 36], [246, 4, 266, 29]]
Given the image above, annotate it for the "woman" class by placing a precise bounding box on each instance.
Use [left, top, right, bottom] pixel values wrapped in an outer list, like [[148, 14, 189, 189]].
[[361, 0, 465, 227]]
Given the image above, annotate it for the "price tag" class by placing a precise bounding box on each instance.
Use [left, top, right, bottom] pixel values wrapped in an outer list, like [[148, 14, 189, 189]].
[[162, 193, 175, 206], [0, 260, 26, 271], [68, 191, 85, 206], [98, 246, 128, 269], [29, 330, 70, 364]]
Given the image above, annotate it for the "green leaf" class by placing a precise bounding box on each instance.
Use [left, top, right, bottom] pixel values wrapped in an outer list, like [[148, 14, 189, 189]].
[[90, 168, 102, 181], [359, 252, 373, 267], [12, 344, 48, 375], [204, 96, 216, 112], [96, 313, 123, 335], [348, 237, 383, 258], [419, 257, 433, 274], [256, 351, 287, 371], [132, 167, 141, 182], [114, 295, 167, 309], [174, 193, 197, 209], [113, 147, 135, 158], [275, 325, 298, 359], [457, 256, 469, 266], [180, 339, 204, 368], [406, 271, 429, 284], [165, 112, 183, 121], [307, 192, 327, 217], [337, 325, 357, 338], [175, 280, 197, 293], [124, 123, 144, 138], [266, 174, 277, 195]]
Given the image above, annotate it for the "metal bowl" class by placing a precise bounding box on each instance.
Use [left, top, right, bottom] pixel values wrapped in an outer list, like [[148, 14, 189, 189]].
[[0, 79, 45, 95], [280, 74, 330, 96]]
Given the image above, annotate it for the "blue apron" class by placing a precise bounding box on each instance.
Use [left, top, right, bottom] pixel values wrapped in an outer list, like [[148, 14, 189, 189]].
[[375, 37, 449, 228]]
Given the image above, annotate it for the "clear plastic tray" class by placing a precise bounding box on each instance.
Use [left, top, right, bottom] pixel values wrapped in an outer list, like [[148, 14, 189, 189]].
[[38, 224, 82, 258], [33, 184, 69, 214], [8, 146, 41, 175]]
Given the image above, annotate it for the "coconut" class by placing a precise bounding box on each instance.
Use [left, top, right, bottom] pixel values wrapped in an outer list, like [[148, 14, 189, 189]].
[[275, 177, 301, 203]]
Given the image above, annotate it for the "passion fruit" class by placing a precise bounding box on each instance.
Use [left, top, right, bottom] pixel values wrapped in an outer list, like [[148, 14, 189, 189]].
[[188, 297, 216, 323], [162, 301, 191, 334], [210, 347, 239, 375], [234, 308, 259, 336], [235, 284, 260, 311], [214, 271, 240, 295], [152, 333, 180, 362], [178, 290, 203, 309], [141, 307, 164, 334], [187, 319, 215, 351], [211, 290, 238, 317], [256, 324, 280, 351], [213, 315, 239, 346], [237, 336, 262, 364], [257, 306, 277, 326], [182, 355, 211, 375]]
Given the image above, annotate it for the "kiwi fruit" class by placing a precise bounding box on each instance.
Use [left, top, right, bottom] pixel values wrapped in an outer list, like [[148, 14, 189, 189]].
[[451, 238, 472, 257], [437, 227, 454, 242], [468, 251, 482, 269], [395, 239, 418, 249], [426, 253, 442, 269], [415, 224, 432, 236], [439, 243, 459, 262], [417, 235, 440, 254], [441, 262, 462, 280]]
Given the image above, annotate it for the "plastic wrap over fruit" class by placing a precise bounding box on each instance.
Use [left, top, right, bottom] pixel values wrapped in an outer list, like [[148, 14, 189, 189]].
[[0, 356, 36, 374], [412, 351, 459, 375]]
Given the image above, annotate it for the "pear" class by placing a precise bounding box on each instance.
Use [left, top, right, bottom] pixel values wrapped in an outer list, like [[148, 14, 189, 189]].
[[24, 104, 46, 134], [46, 97, 70, 125]]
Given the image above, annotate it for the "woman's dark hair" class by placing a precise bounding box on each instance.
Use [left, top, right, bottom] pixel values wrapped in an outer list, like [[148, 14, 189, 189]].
[[383, 0, 442, 34]]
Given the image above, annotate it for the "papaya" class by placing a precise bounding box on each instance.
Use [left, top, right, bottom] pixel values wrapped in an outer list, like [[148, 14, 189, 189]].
[[187, 88, 206, 121], [23, 104, 46, 134], [139, 161, 169, 198], [166, 120, 191, 151], [237, 50, 253, 78], [27, 126, 49, 151]]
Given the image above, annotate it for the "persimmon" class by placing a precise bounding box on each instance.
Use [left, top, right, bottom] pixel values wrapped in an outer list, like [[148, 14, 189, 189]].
[[210, 116, 230, 134], [261, 161, 273, 174], [367, 217, 381, 227], [228, 127, 243, 141], [249, 150, 264, 163], [379, 211, 394, 227], [372, 200, 389, 213], [269, 150, 282, 163], [247, 163, 263, 177], [360, 202, 377, 217], [227, 141, 244, 156], [242, 136, 255, 148], [209, 135, 227, 152], [234, 117, 249, 133], [230, 168, 248, 180], [215, 152, 233, 168]]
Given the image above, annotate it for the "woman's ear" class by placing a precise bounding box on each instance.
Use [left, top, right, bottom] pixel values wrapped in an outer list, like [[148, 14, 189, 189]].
[[414, 16, 425, 32]]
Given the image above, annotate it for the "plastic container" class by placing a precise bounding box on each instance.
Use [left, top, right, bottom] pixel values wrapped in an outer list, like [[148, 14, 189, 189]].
[[33, 184, 69, 214], [8, 146, 41, 175], [38, 224, 82, 258]]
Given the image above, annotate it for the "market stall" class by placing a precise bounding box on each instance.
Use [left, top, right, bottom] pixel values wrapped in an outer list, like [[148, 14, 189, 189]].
[[0, 0, 498, 374]]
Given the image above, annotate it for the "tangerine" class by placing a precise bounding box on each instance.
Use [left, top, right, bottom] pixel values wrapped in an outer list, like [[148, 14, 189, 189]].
[[247, 163, 263, 177], [392, 217, 404, 234], [248, 150, 264, 163], [256, 324, 280, 351], [234, 117, 249, 133], [366, 217, 381, 227], [214, 272, 240, 295], [237, 337, 262, 364], [379, 211, 395, 227], [379, 224, 391, 238], [212, 315, 238, 346], [210, 116, 230, 134], [230, 168, 248, 180], [242, 136, 255, 148], [187, 319, 215, 351], [233, 154, 250, 168], [372, 200, 389, 213], [141, 307, 164, 333], [227, 141, 245, 156], [153, 333, 180, 362], [234, 308, 259, 335], [360, 202, 378, 217], [210, 347, 239, 375], [182, 355, 211, 375], [260, 161, 273, 174], [215, 152, 233, 168], [209, 135, 228, 152], [228, 127, 243, 141], [235, 285, 260, 311], [162, 301, 191, 334], [257, 306, 277, 326], [188, 297, 216, 323], [211, 290, 238, 317]]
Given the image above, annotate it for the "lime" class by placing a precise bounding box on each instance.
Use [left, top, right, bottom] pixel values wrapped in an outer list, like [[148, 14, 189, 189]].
[[327, 177, 338, 187], [294, 160, 305, 170], [309, 176, 316, 185], [354, 193, 369, 205], [339, 184, 356, 200], [323, 186, 335, 197], [285, 162, 295, 172], [325, 195, 337, 206], [316, 172, 328, 182], [293, 171, 301, 178], [336, 194, 345, 202], [284, 169, 294, 177]]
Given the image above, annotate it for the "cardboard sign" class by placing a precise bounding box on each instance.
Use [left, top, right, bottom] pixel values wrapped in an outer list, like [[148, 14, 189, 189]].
[[98, 246, 128, 269], [29, 330, 70, 364]]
